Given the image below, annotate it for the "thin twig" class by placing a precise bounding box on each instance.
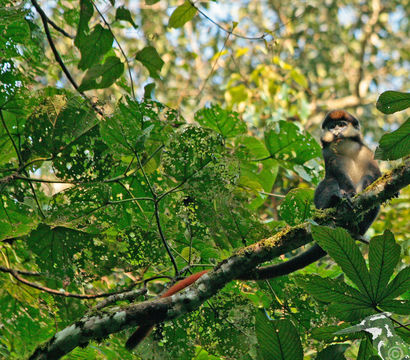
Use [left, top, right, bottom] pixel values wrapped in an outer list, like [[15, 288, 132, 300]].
[[107, 197, 154, 204], [157, 161, 211, 202], [0, 110, 46, 218], [189, 1, 266, 41], [46, 17, 74, 39], [30, 0, 104, 117], [154, 201, 178, 275], [196, 30, 231, 99], [2, 266, 138, 299], [0, 265, 41, 277], [0, 110, 23, 165], [135, 152, 156, 198]]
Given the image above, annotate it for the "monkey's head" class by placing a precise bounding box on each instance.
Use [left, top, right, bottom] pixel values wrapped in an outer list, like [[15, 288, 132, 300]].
[[321, 110, 362, 145]]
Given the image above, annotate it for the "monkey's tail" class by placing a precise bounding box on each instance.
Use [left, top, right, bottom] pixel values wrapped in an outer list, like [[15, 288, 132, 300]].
[[239, 244, 326, 280], [125, 270, 209, 350], [125, 325, 154, 350]]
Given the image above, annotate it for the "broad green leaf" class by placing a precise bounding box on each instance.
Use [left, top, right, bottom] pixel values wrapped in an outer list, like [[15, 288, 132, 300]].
[[375, 118, 410, 160], [168, 1, 197, 29], [0, 19, 30, 45], [78, 56, 124, 91], [146, 0, 160, 4], [379, 266, 410, 302], [162, 126, 224, 181], [135, 46, 164, 78], [311, 325, 360, 343], [23, 92, 113, 181], [75, 0, 93, 43], [255, 310, 303, 360], [264, 121, 321, 165], [76, 24, 113, 70], [369, 230, 401, 302], [316, 344, 349, 360], [311, 226, 373, 300], [100, 100, 158, 156], [115, 6, 138, 28], [27, 225, 94, 277], [0, 5, 27, 25], [279, 188, 314, 226], [144, 82, 156, 99], [357, 337, 377, 360], [379, 299, 410, 315], [295, 275, 366, 304], [237, 135, 270, 159], [195, 104, 247, 138], [0, 198, 38, 240], [376, 91, 410, 114], [328, 302, 375, 322]]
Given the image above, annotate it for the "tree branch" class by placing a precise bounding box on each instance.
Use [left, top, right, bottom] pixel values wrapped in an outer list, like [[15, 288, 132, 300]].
[[29, 159, 410, 359], [1, 265, 143, 299]]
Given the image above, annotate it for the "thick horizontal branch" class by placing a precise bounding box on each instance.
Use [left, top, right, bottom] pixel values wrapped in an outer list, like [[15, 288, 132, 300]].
[[30, 158, 410, 359]]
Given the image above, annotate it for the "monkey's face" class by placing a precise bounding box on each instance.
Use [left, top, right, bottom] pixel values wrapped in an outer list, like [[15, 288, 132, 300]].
[[321, 121, 361, 145]]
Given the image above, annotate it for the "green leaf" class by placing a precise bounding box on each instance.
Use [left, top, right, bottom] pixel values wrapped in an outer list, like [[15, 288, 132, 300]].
[[369, 230, 401, 302], [311, 325, 361, 342], [162, 126, 224, 181], [135, 46, 164, 78], [0, 19, 30, 46], [115, 6, 137, 28], [78, 56, 124, 91], [27, 225, 94, 277], [295, 275, 366, 304], [146, 0, 160, 4], [380, 266, 410, 302], [290, 69, 308, 88], [316, 344, 349, 360], [279, 188, 314, 226], [0, 198, 38, 240], [76, 24, 114, 70], [75, 0, 93, 42], [379, 299, 410, 315], [225, 84, 249, 105], [255, 310, 303, 360], [264, 121, 321, 165], [357, 337, 377, 360], [100, 98, 161, 156], [311, 226, 373, 300], [327, 302, 375, 322], [375, 118, 410, 160], [168, 1, 197, 29], [143, 82, 156, 99], [195, 104, 247, 138], [376, 91, 410, 114], [238, 135, 270, 159]]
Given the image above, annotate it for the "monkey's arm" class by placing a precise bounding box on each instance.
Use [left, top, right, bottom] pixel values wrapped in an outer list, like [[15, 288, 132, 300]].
[[314, 177, 342, 209]]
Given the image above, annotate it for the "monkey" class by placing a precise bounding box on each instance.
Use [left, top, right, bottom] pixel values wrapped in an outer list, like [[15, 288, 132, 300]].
[[242, 109, 382, 279], [125, 110, 381, 350]]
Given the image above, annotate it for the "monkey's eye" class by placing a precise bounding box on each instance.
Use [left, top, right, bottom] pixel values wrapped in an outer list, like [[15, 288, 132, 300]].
[[329, 121, 347, 129]]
